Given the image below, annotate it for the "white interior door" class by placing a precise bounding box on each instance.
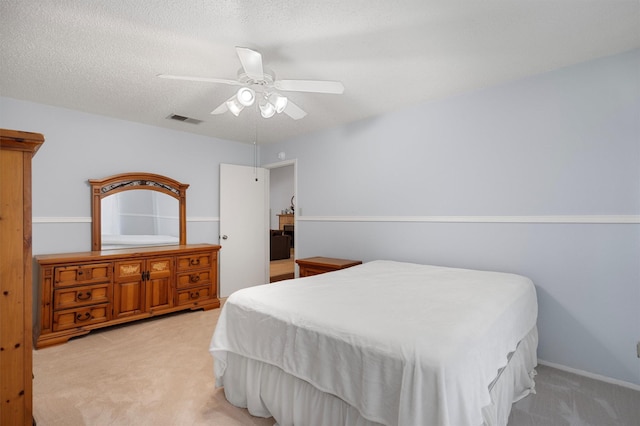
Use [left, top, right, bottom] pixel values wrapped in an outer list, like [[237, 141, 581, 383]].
[[219, 163, 269, 297]]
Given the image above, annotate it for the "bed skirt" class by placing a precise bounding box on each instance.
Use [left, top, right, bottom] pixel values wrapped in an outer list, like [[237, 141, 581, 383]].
[[219, 326, 538, 426]]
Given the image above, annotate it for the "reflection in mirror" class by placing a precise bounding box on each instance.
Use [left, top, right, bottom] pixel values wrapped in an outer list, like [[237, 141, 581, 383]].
[[101, 190, 179, 250], [90, 172, 188, 251]]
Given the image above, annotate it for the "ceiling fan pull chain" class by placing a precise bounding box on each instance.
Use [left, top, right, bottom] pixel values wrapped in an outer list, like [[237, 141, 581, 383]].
[[254, 110, 259, 181]]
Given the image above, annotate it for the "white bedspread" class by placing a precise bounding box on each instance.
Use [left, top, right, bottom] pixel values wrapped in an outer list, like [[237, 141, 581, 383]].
[[210, 260, 538, 426]]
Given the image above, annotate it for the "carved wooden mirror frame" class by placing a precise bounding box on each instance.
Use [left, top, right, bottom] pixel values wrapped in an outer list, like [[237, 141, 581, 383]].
[[89, 172, 189, 251]]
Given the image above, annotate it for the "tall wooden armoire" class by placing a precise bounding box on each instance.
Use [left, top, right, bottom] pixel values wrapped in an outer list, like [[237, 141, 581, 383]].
[[0, 128, 44, 425]]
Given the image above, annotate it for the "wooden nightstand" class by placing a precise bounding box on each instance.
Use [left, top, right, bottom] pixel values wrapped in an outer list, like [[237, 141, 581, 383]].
[[296, 257, 362, 277]]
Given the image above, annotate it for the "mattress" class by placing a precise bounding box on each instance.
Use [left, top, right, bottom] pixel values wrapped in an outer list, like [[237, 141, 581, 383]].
[[210, 260, 538, 426]]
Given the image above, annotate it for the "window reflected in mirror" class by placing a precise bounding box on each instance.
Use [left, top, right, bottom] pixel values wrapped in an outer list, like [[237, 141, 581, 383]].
[[101, 190, 180, 250]]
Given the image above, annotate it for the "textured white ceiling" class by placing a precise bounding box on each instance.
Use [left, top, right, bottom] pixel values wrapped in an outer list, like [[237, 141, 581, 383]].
[[1, 1, 639, 144]]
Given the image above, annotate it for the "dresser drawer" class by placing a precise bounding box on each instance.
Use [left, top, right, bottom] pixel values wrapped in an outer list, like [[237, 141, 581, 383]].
[[176, 286, 212, 305], [54, 284, 111, 310], [52, 304, 110, 331], [176, 252, 213, 271], [54, 263, 112, 287], [176, 270, 211, 289]]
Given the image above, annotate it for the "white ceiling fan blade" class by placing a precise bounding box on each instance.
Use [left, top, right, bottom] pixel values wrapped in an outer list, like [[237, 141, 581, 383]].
[[274, 79, 344, 94], [236, 47, 264, 81], [210, 100, 229, 115], [283, 100, 307, 120], [158, 74, 241, 86]]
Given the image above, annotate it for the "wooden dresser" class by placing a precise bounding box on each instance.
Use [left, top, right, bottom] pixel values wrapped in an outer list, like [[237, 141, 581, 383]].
[[0, 129, 44, 425], [35, 244, 220, 348]]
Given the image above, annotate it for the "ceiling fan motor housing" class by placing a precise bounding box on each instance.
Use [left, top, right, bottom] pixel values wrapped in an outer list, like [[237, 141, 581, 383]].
[[237, 68, 275, 90]]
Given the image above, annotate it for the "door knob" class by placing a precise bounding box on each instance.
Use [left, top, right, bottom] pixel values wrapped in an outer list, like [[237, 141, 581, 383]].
[[221, 235, 228, 240]]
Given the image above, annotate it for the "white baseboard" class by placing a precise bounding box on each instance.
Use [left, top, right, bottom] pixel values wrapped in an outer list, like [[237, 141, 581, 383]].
[[537, 359, 640, 391]]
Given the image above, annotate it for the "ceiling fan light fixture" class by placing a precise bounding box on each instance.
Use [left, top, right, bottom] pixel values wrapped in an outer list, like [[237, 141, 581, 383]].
[[237, 87, 255, 106], [226, 97, 244, 116], [259, 99, 276, 118], [159, 47, 344, 121], [269, 93, 288, 113]]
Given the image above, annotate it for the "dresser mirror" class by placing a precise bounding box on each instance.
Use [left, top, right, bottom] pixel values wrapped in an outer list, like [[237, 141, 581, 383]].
[[90, 172, 188, 251]]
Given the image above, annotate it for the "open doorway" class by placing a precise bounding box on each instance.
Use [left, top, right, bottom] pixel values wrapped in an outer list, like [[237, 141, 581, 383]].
[[265, 160, 296, 282]]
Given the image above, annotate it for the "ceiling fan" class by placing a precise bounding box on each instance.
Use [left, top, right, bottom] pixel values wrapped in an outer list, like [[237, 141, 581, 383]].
[[158, 47, 345, 120]]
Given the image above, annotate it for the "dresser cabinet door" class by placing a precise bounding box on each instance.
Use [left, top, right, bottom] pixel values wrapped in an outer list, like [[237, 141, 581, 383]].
[[146, 257, 173, 313], [113, 260, 145, 319]]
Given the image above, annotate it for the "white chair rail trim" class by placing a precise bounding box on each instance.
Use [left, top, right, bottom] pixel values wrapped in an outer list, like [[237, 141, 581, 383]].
[[33, 216, 220, 223], [31, 215, 640, 225], [297, 215, 640, 224]]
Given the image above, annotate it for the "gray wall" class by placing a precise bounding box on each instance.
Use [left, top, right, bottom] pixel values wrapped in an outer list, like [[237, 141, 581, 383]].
[[1, 97, 256, 326], [1, 97, 255, 255], [261, 49, 640, 386]]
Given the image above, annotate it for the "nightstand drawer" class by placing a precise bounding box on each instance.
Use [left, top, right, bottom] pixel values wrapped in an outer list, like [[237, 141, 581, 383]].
[[297, 265, 331, 277], [296, 257, 362, 277]]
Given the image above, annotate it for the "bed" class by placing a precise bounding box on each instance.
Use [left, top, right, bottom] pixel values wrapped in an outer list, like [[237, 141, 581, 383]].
[[209, 260, 538, 426]]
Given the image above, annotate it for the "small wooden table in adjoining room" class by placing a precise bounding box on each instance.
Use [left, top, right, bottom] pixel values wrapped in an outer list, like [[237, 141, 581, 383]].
[[277, 213, 294, 230], [296, 257, 362, 277]]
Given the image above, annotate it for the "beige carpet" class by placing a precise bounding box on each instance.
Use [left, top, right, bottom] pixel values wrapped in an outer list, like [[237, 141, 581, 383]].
[[33, 303, 640, 426], [33, 304, 274, 426]]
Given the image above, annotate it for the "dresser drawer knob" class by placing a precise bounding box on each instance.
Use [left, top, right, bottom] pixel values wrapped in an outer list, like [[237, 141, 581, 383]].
[[190, 291, 200, 299], [189, 274, 200, 283], [190, 258, 200, 266]]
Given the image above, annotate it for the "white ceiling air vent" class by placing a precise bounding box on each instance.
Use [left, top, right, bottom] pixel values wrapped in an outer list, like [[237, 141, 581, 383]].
[[168, 114, 203, 125]]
